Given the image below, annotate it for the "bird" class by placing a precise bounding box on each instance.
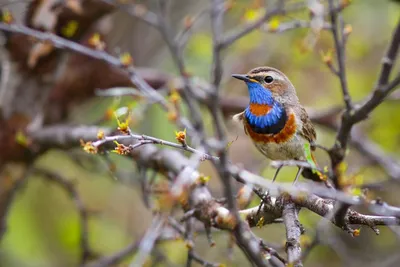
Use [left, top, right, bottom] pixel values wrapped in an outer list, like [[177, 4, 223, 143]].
[[231, 66, 325, 184]]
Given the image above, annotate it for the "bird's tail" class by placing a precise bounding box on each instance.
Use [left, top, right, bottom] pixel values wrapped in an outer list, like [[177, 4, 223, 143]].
[[301, 153, 332, 188], [301, 168, 323, 182]]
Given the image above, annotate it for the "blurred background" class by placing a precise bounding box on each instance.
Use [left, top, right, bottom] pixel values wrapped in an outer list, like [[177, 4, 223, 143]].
[[0, 0, 400, 266]]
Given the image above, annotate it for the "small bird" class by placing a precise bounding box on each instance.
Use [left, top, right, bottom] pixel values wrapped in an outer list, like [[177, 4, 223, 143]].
[[232, 66, 324, 183]]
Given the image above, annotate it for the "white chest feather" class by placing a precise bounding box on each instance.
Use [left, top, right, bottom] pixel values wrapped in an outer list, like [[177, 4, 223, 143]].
[[253, 134, 306, 160]]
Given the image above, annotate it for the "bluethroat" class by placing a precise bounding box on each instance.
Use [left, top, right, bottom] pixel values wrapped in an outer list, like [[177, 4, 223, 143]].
[[232, 66, 324, 183]]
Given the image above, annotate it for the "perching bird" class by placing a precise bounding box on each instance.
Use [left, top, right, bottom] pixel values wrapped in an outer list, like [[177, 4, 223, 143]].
[[232, 66, 324, 183]]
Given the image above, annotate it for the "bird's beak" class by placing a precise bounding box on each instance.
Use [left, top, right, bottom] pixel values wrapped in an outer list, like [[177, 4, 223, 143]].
[[232, 74, 250, 82]]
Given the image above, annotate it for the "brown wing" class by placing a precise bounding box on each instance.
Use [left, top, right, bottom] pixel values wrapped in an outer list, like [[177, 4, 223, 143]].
[[299, 107, 316, 149]]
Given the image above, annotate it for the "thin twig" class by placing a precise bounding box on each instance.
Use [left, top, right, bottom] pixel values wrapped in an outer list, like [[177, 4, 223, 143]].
[[86, 240, 139, 267], [0, 166, 32, 241], [34, 167, 93, 264], [100, 0, 159, 27], [91, 132, 218, 161], [0, 22, 196, 135], [328, 0, 353, 111], [129, 214, 165, 267]]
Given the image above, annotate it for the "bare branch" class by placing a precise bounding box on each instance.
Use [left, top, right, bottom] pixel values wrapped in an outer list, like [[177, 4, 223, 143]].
[[91, 132, 218, 161], [85, 240, 139, 267], [0, 22, 197, 134], [282, 200, 302, 267], [329, 18, 400, 187], [328, 0, 353, 111], [377, 19, 400, 86], [28, 125, 400, 227]]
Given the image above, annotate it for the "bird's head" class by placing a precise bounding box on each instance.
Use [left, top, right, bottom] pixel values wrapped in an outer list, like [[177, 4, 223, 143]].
[[232, 66, 298, 106]]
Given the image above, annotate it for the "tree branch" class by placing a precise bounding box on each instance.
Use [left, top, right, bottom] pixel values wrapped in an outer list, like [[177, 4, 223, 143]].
[[282, 200, 302, 267], [329, 17, 400, 187], [328, 0, 353, 111]]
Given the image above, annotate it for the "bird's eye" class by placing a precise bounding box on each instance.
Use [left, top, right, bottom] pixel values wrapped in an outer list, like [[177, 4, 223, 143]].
[[264, 76, 274, 83]]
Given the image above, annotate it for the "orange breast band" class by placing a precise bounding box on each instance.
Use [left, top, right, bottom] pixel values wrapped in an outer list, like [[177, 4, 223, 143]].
[[249, 103, 272, 116], [245, 113, 297, 144]]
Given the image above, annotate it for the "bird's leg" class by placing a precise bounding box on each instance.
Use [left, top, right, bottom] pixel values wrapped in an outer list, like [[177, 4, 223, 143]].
[[293, 167, 304, 185], [272, 166, 283, 183], [257, 165, 282, 215], [255, 187, 268, 215]]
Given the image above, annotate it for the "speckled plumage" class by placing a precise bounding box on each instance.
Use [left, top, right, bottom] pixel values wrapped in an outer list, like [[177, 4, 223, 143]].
[[232, 66, 319, 180]]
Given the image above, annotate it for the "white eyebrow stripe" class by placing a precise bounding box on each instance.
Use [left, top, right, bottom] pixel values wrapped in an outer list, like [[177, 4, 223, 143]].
[[266, 71, 285, 82]]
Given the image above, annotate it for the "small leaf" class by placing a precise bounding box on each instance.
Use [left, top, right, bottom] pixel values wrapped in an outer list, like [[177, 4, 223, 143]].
[[116, 116, 131, 134], [15, 130, 30, 147], [169, 90, 181, 104], [300, 235, 312, 247], [197, 173, 210, 185], [112, 141, 130, 155], [88, 33, 105, 50], [226, 136, 239, 150], [119, 52, 133, 67], [268, 16, 280, 32], [175, 129, 187, 145], [167, 110, 178, 122], [350, 187, 362, 196], [80, 140, 97, 154], [243, 8, 264, 23], [320, 49, 333, 65], [344, 24, 353, 36], [353, 228, 361, 237], [256, 216, 265, 228], [61, 20, 79, 38], [2, 9, 13, 24]]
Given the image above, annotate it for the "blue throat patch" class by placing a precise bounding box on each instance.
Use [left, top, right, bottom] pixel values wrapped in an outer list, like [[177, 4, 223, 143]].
[[244, 82, 288, 134]]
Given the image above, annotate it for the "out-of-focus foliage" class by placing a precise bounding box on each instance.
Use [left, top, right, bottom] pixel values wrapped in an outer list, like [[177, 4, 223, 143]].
[[1, 0, 400, 267]]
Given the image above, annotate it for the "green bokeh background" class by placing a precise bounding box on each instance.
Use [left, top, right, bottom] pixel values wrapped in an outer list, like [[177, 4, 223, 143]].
[[1, 0, 400, 266]]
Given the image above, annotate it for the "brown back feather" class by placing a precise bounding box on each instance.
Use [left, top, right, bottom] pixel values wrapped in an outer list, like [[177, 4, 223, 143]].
[[299, 107, 316, 149]]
